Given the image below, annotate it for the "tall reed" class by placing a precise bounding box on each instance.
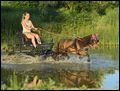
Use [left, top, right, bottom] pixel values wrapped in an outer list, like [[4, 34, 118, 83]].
[[1, 7, 119, 50]]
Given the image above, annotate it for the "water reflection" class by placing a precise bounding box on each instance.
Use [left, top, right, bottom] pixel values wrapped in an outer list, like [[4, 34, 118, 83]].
[[1, 66, 119, 89], [59, 70, 103, 88], [100, 70, 119, 90], [1, 47, 119, 89]]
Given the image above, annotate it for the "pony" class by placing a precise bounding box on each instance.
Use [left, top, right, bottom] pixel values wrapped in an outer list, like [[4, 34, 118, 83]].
[[54, 34, 99, 62]]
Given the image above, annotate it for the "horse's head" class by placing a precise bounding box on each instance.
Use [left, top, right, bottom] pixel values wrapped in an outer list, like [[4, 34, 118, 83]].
[[89, 34, 99, 48]]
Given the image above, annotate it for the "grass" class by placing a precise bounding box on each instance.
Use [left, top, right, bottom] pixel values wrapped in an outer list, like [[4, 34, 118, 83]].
[[1, 4, 119, 90], [1, 74, 99, 90], [1, 6, 119, 51]]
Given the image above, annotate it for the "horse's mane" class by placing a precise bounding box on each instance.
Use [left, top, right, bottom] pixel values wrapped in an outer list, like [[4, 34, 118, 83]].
[[76, 34, 92, 42], [75, 34, 92, 47], [82, 34, 92, 39]]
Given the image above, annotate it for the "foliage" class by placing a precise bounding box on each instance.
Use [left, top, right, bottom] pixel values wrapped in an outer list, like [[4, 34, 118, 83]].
[[1, 74, 99, 90], [1, 1, 118, 13], [1, 1, 119, 50]]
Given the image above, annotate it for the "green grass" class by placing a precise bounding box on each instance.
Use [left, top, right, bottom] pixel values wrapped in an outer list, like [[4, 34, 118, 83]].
[[1, 6, 119, 51], [1, 74, 99, 90]]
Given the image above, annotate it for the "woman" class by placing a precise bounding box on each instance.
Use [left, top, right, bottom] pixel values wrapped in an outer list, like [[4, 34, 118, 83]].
[[21, 12, 41, 48]]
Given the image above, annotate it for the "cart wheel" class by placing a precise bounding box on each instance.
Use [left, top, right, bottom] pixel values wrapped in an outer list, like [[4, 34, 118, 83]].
[[45, 50, 54, 56]]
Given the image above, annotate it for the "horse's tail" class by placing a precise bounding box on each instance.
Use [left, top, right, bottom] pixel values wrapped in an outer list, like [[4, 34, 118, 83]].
[[55, 41, 61, 54], [55, 39, 64, 54], [52, 40, 63, 61]]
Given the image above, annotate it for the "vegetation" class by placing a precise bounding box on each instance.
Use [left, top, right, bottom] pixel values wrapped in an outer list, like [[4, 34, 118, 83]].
[[1, 2, 119, 90], [1, 74, 99, 90], [1, 1, 119, 50]]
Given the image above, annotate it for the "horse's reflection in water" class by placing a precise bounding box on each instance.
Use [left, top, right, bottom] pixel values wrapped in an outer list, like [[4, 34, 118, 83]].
[[54, 34, 99, 62], [59, 69, 102, 88]]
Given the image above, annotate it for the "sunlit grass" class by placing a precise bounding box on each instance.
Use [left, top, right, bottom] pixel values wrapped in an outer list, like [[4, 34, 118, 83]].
[[1, 7, 119, 51]]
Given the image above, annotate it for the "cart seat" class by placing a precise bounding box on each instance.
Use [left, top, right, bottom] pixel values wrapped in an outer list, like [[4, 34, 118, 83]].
[[16, 31, 39, 46]]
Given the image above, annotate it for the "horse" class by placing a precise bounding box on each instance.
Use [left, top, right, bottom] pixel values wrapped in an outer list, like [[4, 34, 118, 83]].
[[54, 34, 99, 62]]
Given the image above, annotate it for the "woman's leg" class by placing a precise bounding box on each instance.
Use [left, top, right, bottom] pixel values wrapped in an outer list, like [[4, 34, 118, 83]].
[[24, 33, 37, 48], [31, 33, 41, 44]]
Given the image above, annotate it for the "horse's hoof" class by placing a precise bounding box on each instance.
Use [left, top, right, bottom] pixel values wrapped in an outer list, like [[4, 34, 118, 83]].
[[79, 56, 83, 59], [67, 56, 70, 59], [55, 56, 59, 61], [54, 56, 59, 61], [87, 59, 90, 62], [67, 55, 70, 60]]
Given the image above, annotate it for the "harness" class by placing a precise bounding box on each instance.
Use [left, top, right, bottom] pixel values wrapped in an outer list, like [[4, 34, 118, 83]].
[[60, 38, 87, 54]]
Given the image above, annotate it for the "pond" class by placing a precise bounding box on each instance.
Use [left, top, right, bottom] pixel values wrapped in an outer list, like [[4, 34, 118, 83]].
[[1, 47, 119, 90]]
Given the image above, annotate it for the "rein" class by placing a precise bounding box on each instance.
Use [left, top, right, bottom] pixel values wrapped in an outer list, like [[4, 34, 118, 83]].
[[36, 27, 62, 37]]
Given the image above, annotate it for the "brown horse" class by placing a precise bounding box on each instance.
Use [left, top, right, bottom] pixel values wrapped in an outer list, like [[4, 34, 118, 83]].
[[55, 34, 99, 62]]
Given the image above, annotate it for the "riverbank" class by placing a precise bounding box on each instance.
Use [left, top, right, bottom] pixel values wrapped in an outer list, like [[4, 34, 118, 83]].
[[1, 4, 119, 50]]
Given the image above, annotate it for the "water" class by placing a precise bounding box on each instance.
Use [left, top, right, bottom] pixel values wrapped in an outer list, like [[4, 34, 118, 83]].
[[1, 47, 119, 89], [100, 70, 119, 90]]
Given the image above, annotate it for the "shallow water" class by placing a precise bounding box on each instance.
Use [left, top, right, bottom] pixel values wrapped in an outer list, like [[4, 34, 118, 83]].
[[1, 47, 119, 89]]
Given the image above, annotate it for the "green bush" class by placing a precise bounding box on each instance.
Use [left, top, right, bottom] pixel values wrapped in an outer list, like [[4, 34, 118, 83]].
[[1, 1, 119, 50]]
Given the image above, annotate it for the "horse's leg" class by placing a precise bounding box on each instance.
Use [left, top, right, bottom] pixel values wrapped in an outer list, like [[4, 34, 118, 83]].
[[62, 53, 70, 59], [59, 53, 66, 60], [56, 53, 69, 60], [78, 54, 90, 62], [87, 53, 90, 62], [52, 52, 60, 61], [67, 54, 70, 59], [79, 55, 82, 59], [84, 50, 90, 62], [53, 53, 68, 61]]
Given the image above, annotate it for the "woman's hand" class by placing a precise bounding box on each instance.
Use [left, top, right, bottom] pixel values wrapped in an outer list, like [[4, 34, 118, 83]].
[[34, 28, 38, 30], [33, 27, 38, 30], [31, 27, 39, 32]]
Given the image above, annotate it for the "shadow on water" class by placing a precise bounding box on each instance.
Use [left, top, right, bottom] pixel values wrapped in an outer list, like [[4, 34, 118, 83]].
[[1, 47, 119, 89]]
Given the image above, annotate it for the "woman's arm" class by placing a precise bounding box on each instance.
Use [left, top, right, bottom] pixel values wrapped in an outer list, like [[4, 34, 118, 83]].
[[30, 20, 38, 30], [30, 21, 42, 35], [30, 21, 38, 32]]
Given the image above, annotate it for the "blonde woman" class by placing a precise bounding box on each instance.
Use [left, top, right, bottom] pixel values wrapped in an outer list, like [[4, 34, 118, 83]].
[[21, 12, 41, 48]]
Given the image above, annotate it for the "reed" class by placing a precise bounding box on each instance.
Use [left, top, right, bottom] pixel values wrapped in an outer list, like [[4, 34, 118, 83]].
[[1, 74, 99, 90], [1, 7, 119, 50]]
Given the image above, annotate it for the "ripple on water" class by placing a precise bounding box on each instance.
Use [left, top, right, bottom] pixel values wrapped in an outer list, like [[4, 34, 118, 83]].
[[1, 51, 119, 90], [1, 52, 118, 72]]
